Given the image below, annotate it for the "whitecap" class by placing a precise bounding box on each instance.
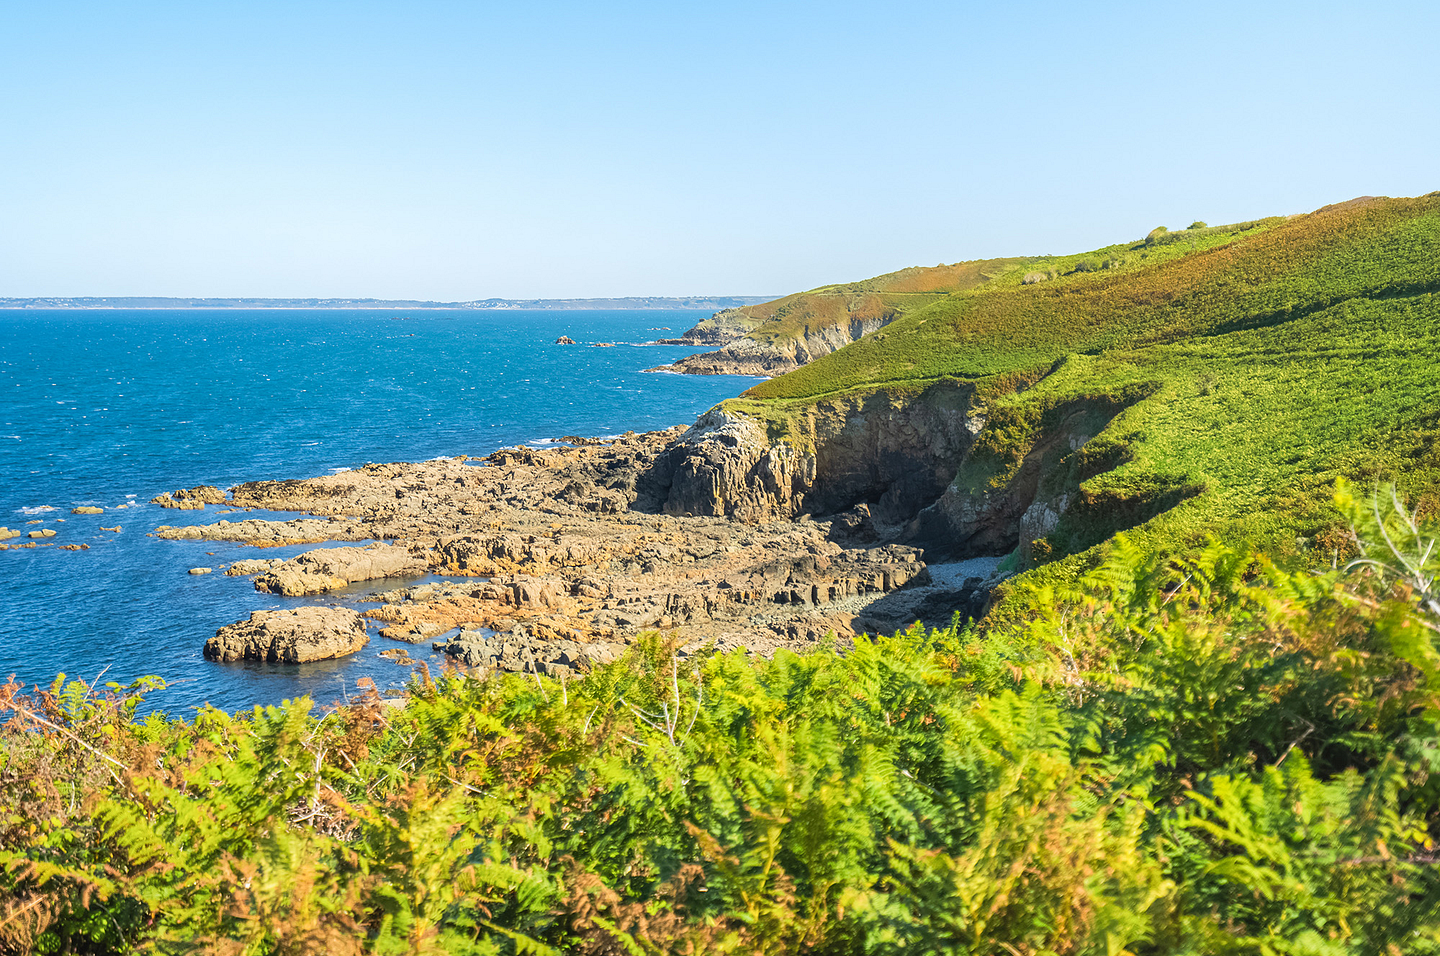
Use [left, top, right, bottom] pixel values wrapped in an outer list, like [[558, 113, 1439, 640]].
[[17, 505, 56, 515]]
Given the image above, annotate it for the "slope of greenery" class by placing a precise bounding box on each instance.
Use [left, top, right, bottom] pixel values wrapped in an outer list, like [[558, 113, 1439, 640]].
[[732, 195, 1440, 581], [718, 257, 1026, 349], [718, 215, 1282, 351], [3, 492, 1439, 954]]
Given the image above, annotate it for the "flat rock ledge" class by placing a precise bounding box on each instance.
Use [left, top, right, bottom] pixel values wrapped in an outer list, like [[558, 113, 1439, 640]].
[[204, 606, 369, 663], [254, 544, 427, 596]]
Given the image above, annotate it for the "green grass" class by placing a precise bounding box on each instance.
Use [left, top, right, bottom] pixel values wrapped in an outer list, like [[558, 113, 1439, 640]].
[[731, 195, 1440, 584]]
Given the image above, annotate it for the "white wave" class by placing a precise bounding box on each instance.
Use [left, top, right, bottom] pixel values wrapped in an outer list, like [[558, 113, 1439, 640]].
[[17, 505, 56, 515]]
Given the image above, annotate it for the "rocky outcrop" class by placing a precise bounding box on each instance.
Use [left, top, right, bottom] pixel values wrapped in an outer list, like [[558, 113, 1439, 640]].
[[650, 409, 815, 521], [225, 558, 284, 576], [71, 506, 103, 515], [555, 336, 576, 345], [254, 544, 427, 596], [152, 485, 227, 509], [655, 308, 760, 347], [651, 314, 895, 378], [204, 607, 369, 663]]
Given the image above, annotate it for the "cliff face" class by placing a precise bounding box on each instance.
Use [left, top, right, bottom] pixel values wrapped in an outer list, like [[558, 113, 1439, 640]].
[[647, 380, 987, 528], [641, 377, 1191, 580]]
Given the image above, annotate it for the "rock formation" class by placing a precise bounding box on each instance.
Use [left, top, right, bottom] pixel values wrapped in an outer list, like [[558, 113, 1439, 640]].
[[152, 485, 227, 509], [204, 607, 369, 663], [166, 425, 996, 671], [253, 544, 427, 596], [650, 314, 895, 378]]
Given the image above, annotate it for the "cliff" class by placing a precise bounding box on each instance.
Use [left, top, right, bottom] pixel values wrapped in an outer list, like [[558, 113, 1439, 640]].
[[644, 194, 1440, 603]]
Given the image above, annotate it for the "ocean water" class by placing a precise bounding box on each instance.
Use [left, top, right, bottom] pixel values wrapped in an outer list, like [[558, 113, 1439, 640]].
[[0, 309, 756, 714]]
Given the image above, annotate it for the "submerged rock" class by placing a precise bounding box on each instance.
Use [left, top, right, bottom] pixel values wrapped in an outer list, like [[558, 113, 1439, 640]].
[[204, 606, 369, 663]]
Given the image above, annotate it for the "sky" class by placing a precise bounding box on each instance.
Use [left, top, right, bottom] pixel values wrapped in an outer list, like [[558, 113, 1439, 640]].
[[1, 0, 1436, 300]]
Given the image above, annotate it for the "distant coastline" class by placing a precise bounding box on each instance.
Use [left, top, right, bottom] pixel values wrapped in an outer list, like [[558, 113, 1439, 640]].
[[0, 295, 776, 311]]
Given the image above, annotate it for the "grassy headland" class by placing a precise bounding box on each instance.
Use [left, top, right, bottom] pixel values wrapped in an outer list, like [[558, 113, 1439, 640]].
[[730, 195, 1440, 589]]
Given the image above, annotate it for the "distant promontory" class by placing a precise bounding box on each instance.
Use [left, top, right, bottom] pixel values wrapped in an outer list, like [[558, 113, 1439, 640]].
[[0, 295, 777, 311]]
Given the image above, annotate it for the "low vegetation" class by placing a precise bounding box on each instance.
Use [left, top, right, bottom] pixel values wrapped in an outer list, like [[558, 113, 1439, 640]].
[[2, 488, 1439, 953]]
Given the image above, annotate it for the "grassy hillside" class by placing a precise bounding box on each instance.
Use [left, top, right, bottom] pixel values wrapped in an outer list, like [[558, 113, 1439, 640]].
[[720, 256, 1029, 347], [731, 195, 1440, 582]]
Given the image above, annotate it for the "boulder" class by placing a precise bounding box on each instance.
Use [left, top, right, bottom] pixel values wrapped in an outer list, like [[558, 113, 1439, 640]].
[[0, 528, 18, 541], [255, 544, 427, 596], [204, 606, 369, 663], [555, 335, 576, 345], [188, 567, 213, 575], [27, 529, 56, 539], [71, 506, 103, 515]]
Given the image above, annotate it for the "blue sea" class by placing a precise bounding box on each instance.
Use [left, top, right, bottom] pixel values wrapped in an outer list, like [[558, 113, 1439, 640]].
[[0, 310, 756, 714]]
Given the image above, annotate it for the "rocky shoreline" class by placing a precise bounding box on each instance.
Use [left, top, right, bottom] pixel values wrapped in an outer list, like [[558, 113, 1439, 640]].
[[164, 426, 1007, 674]]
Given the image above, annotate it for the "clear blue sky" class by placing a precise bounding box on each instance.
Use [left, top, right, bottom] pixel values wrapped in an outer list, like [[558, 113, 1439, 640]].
[[2, 1, 1435, 300]]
